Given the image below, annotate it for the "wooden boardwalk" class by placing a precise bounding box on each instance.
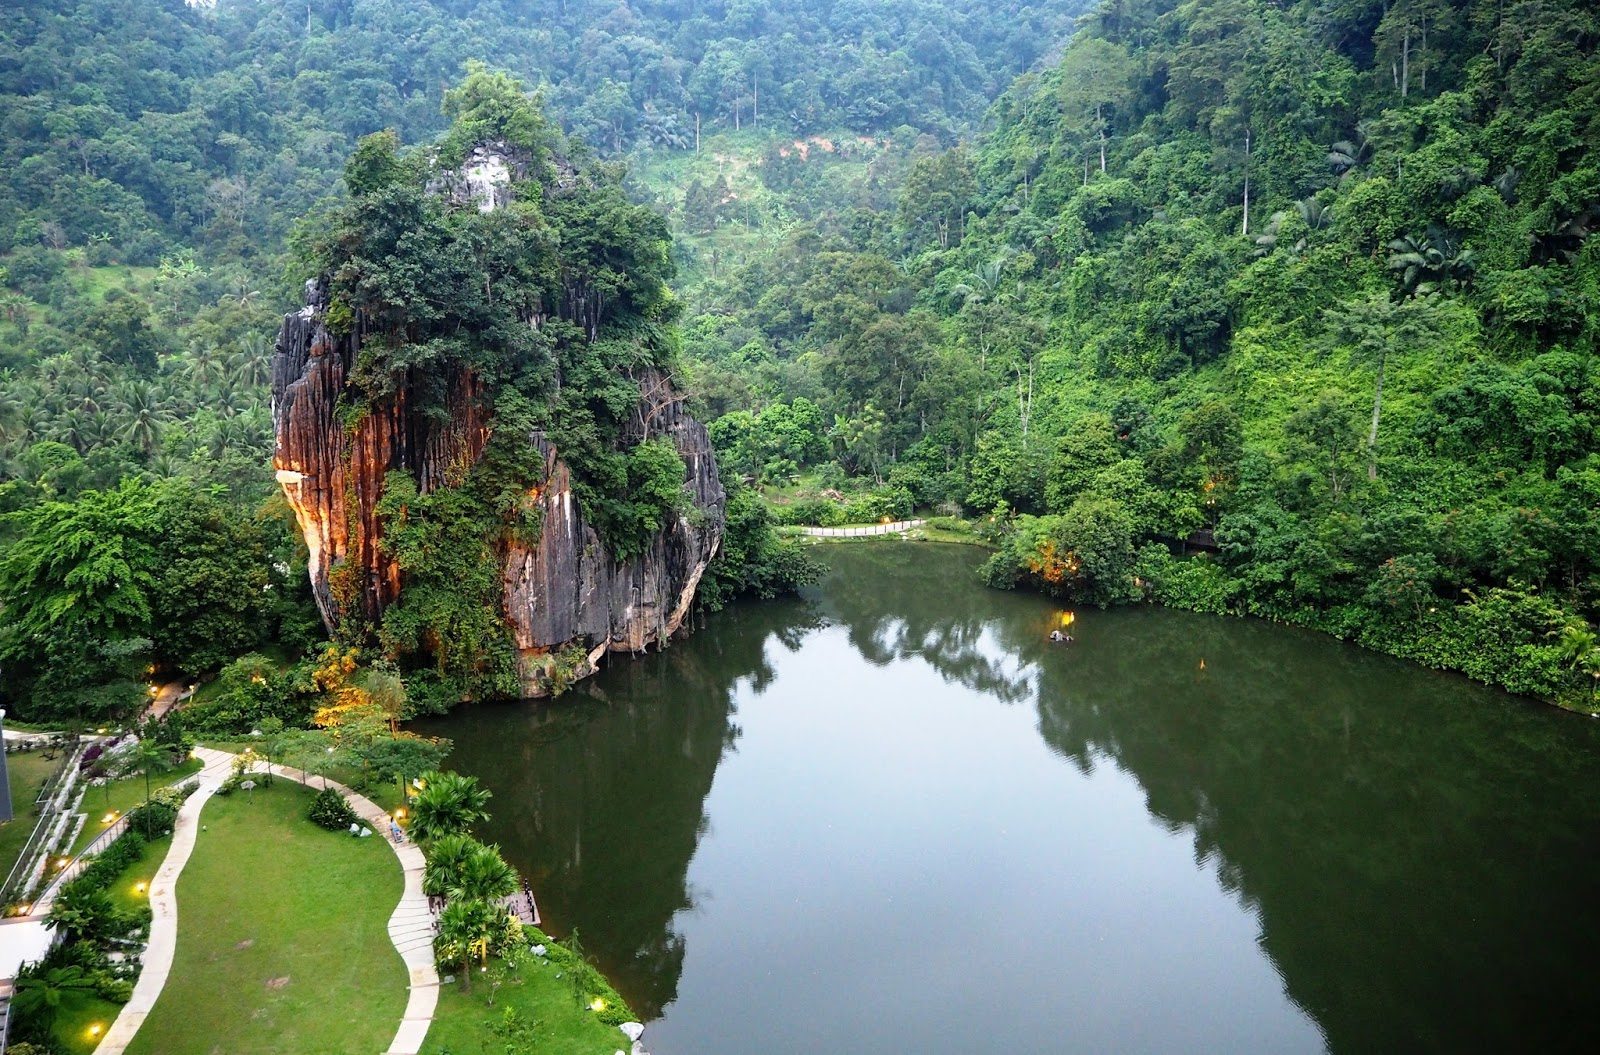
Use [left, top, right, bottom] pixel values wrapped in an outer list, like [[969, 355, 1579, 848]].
[[799, 518, 925, 538]]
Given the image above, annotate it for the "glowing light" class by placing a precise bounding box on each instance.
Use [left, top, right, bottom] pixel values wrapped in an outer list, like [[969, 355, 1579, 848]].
[[395, 808, 406, 819], [89, 1024, 103, 1037], [250, 674, 266, 685], [589, 998, 606, 1012], [136, 882, 147, 894], [18, 903, 31, 915], [102, 813, 116, 824], [1059, 611, 1075, 628], [97, 727, 108, 734], [1199, 659, 1207, 671]]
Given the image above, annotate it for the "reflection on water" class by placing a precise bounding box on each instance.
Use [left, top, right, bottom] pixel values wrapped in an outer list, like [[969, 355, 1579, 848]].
[[419, 545, 1600, 1053]]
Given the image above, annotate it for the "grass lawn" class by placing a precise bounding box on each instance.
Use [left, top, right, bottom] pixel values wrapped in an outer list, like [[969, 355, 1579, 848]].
[[420, 938, 633, 1055], [51, 993, 124, 1054], [70, 758, 204, 855], [1, 750, 66, 886], [123, 781, 406, 1055], [41, 833, 170, 1052]]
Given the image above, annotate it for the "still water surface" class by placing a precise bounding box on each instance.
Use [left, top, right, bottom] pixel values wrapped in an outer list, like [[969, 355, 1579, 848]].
[[420, 545, 1600, 1054]]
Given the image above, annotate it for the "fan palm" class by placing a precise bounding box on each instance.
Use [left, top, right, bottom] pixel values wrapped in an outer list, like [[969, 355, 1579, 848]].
[[408, 770, 493, 843], [434, 898, 504, 992]]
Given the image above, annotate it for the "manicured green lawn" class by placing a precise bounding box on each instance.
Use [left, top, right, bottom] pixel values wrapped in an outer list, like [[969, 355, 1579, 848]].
[[123, 781, 407, 1055], [1, 750, 64, 886], [51, 993, 123, 1054], [421, 945, 632, 1055], [70, 757, 204, 855], [44, 833, 170, 1052]]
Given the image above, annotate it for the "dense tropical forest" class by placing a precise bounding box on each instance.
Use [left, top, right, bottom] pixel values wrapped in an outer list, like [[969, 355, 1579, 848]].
[[1, 0, 1598, 727], [678, 0, 1600, 708], [0, 0, 1084, 724]]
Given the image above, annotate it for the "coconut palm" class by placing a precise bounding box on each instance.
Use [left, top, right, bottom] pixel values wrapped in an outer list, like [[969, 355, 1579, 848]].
[[117, 380, 169, 453], [408, 770, 493, 843], [228, 334, 272, 388]]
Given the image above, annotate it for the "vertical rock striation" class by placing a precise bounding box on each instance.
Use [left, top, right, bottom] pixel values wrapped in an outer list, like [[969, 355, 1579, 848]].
[[270, 284, 724, 698]]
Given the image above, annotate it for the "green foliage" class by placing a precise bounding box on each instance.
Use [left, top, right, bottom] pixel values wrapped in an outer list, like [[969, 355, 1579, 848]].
[[536, 927, 633, 1027], [409, 770, 492, 844], [306, 787, 358, 832], [125, 798, 178, 840], [698, 483, 823, 611]]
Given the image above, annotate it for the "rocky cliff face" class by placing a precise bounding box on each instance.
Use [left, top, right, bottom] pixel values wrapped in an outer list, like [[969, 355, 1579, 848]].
[[270, 281, 725, 697]]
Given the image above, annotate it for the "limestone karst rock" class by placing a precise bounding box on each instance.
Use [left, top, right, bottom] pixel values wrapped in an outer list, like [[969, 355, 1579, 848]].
[[270, 277, 724, 698]]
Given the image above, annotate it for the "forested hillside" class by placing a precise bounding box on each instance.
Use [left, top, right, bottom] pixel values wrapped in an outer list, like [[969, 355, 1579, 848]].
[[0, 0, 1082, 722], [692, 0, 1600, 706], [2, 0, 1598, 718]]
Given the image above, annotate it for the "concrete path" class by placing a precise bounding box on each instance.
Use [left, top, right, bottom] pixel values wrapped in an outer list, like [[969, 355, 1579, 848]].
[[96, 748, 439, 1055], [799, 518, 925, 538], [146, 680, 195, 721], [96, 747, 233, 1055]]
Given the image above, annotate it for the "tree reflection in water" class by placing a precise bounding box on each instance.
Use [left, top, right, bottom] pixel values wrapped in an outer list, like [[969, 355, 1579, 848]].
[[424, 544, 1600, 1052]]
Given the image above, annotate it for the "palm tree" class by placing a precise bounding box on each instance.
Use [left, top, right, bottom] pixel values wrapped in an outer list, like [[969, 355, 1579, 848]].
[[1551, 622, 1600, 700], [423, 835, 518, 904], [452, 843, 518, 904], [118, 734, 174, 805], [433, 898, 504, 992], [1327, 126, 1373, 179], [228, 334, 272, 388], [118, 380, 169, 453], [408, 770, 492, 843], [1325, 291, 1442, 481], [422, 832, 479, 899], [11, 965, 98, 1029], [1387, 228, 1475, 297]]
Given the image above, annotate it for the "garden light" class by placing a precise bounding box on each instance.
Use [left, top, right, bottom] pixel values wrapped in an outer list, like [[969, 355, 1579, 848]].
[[590, 998, 606, 1012], [136, 881, 146, 894], [89, 1024, 102, 1037]]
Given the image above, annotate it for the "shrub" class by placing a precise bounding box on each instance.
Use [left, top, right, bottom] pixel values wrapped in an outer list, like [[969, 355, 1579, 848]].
[[533, 926, 633, 1026], [127, 799, 178, 839], [307, 786, 357, 831]]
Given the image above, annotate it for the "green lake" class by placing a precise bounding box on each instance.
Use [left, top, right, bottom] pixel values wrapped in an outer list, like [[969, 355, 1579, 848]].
[[419, 544, 1600, 1054]]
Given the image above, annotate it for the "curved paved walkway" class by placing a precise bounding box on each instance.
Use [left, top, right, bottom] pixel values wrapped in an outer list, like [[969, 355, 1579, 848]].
[[799, 518, 925, 538], [97, 748, 438, 1055]]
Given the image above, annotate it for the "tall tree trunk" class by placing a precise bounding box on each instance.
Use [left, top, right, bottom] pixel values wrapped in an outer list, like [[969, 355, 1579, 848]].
[[1367, 351, 1386, 481], [1241, 129, 1252, 237], [1097, 102, 1106, 173], [694, 112, 700, 154], [1401, 25, 1411, 97]]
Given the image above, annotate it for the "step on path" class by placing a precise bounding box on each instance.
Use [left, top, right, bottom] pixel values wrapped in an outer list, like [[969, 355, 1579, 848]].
[[95, 747, 439, 1055]]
